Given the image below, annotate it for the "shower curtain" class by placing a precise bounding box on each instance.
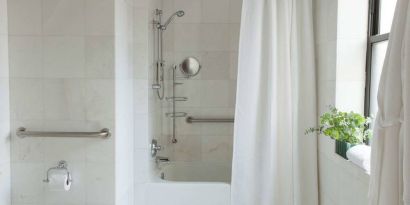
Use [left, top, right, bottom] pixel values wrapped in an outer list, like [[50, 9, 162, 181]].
[[231, 0, 318, 205], [369, 0, 410, 204]]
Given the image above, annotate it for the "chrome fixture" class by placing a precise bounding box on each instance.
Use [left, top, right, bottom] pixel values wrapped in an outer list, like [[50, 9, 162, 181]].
[[179, 57, 201, 78], [159, 10, 185, 30], [186, 116, 235, 123], [43, 160, 72, 183], [16, 127, 111, 138], [165, 57, 202, 143], [152, 9, 185, 100], [151, 139, 162, 157], [166, 65, 187, 143], [155, 156, 169, 164]]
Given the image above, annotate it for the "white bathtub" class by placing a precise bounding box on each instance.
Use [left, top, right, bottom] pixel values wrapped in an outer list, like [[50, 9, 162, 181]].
[[146, 162, 231, 205]]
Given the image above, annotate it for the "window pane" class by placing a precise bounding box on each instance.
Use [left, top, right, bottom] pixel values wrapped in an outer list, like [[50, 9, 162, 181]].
[[369, 41, 388, 121], [379, 0, 398, 34]]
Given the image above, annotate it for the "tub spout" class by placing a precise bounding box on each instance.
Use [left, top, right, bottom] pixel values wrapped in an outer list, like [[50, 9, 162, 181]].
[[155, 156, 169, 164]]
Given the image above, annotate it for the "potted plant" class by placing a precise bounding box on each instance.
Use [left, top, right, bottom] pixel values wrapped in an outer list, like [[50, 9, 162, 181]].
[[306, 106, 372, 159]]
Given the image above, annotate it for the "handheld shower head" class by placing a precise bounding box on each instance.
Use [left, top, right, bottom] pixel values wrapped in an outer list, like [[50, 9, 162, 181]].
[[176, 10, 185, 17], [161, 10, 185, 30]]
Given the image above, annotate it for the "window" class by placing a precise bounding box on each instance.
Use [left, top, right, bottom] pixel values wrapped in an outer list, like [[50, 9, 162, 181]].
[[365, 0, 398, 122]]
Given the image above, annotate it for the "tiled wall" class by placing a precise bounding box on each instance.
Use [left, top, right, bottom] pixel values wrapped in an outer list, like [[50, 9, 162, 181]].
[[132, 0, 163, 204], [314, 0, 370, 204], [0, 0, 11, 203], [115, 0, 136, 204], [7, 0, 116, 204], [159, 0, 242, 168]]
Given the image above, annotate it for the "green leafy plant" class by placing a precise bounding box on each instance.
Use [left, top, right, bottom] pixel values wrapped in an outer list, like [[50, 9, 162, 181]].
[[306, 106, 372, 144]]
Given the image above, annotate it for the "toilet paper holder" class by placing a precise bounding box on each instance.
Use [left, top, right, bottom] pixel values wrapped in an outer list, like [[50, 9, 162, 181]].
[[43, 160, 72, 183]]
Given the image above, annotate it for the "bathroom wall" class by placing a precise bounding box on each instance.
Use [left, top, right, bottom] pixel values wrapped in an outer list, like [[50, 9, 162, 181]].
[[160, 0, 242, 168], [115, 0, 135, 204], [7, 0, 116, 204], [314, 0, 370, 204], [0, 0, 11, 203], [133, 0, 163, 204]]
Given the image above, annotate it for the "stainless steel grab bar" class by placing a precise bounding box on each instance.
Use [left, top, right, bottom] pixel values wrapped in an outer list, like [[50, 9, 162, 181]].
[[16, 127, 111, 138], [186, 116, 234, 123]]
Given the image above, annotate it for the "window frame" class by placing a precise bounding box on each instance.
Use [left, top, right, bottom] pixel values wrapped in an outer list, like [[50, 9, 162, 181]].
[[364, 0, 390, 117]]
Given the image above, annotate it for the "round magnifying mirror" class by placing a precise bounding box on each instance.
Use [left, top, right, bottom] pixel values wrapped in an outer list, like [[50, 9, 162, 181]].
[[179, 57, 201, 78]]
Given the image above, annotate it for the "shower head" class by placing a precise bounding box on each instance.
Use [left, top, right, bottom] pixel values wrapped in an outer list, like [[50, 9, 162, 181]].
[[176, 10, 185, 17], [162, 10, 185, 30]]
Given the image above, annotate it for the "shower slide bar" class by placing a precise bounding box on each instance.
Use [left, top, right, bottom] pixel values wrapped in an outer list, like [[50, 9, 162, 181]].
[[186, 116, 234, 123], [16, 127, 111, 138]]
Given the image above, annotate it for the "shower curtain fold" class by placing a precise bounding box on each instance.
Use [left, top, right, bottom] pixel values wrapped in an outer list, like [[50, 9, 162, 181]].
[[369, 0, 410, 204], [231, 0, 319, 205]]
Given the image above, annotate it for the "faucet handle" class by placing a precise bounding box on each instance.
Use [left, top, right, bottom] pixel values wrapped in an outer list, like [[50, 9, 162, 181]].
[[151, 139, 162, 157]]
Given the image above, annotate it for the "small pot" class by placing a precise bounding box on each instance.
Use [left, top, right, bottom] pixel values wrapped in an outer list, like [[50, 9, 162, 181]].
[[335, 140, 356, 159]]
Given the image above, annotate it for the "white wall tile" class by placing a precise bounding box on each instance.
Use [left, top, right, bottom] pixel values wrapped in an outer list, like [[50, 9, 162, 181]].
[[134, 149, 150, 183], [229, 23, 241, 51], [134, 80, 149, 114], [160, 0, 241, 168], [335, 81, 365, 114], [314, 0, 370, 204], [174, 24, 201, 52], [0, 79, 10, 122], [11, 136, 44, 163], [9, 36, 43, 78], [43, 0, 85, 35], [201, 135, 233, 163], [0, 0, 8, 35], [44, 79, 86, 120], [199, 80, 230, 107], [0, 36, 9, 78], [336, 39, 367, 81], [85, 36, 115, 78], [85, 163, 115, 204], [85, 0, 115, 35], [134, 114, 149, 149], [85, 130, 115, 163], [0, 163, 11, 205], [85, 79, 115, 120], [173, 135, 202, 161], [43, 37, 85, 78], [43, 138, 86, 163], [7, 0, 42, 35], [229, 0, 242, 23], [201, 0, 229, 23], [174, 0, 202, 23], [8, 0, 118, 203], [10, 79, 44, 120], [200, 24, 230, 51], [11, 162, 45, 204], [200, 52, 231, 80], [337, 0, 368, 39]]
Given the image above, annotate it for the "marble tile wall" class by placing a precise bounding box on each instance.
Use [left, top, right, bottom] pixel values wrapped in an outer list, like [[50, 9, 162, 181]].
[[132, 0, 163, 204], [0, 0, 11, 203], [314, 0, 370, 204], [115, 0, 136, 204], [159, 0, 242, 169], [7, 0, 116, 204]]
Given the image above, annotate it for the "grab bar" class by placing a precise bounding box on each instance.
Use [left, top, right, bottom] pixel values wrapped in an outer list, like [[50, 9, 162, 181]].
[[16, 127, 111, 138], [186, 116, 234, 123]]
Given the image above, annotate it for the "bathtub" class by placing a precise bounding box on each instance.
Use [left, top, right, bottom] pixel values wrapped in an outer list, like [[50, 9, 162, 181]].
[[146, 162, 231, 205]]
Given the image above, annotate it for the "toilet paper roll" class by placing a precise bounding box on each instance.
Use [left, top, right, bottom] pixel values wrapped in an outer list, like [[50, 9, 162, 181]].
[[47, 169, 72, 191]]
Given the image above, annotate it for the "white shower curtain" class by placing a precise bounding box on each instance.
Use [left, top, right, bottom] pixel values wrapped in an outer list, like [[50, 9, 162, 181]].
[[369, 0, 410, 204], [231, 0, 318, 205]]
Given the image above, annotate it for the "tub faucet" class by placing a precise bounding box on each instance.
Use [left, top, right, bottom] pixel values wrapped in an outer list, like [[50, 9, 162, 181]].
[[155, 156, 169, 165]]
